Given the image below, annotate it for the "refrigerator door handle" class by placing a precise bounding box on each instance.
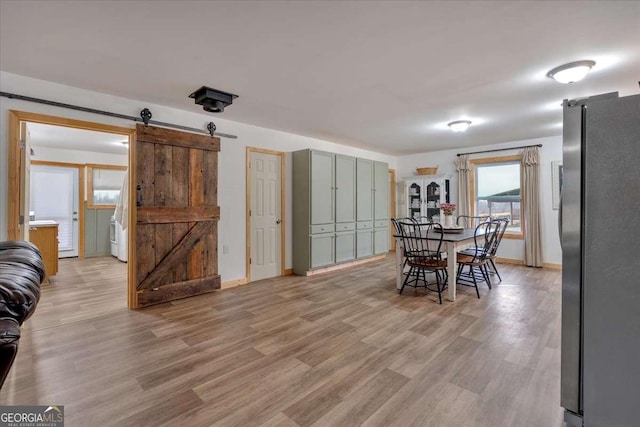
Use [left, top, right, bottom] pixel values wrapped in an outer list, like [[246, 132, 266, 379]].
[[558, 192, 562, 245]]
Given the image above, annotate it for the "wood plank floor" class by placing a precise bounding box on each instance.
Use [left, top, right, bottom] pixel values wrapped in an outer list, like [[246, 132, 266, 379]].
[[0, 255, 564, 426]]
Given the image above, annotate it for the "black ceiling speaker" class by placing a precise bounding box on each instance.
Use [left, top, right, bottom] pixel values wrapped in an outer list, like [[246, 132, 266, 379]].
[[189, 86, 238, 113]]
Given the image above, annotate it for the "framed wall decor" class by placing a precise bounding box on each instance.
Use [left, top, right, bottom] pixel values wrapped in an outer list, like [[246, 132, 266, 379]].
[[551, 160, 563, 210]]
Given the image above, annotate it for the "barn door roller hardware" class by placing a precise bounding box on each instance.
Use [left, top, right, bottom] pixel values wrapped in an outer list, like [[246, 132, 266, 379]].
[[140, 108, 152, 126], [140, 107, 218, 137], [0, 91, 237, 139]]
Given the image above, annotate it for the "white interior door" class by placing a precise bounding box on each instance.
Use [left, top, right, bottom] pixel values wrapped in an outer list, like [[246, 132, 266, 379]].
[[250, 151, 282, 281], [30, 165, 80, 258]]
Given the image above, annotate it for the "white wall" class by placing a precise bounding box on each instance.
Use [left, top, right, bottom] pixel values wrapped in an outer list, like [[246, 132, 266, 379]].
[[1, 71, 396, 282], [32, 146, 128, 166], [396, 136, 563, 265], [30, 146, 128, 202]]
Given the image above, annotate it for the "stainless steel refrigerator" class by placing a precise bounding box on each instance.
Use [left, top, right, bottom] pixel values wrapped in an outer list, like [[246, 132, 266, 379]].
[[561, 92, 640, 427]]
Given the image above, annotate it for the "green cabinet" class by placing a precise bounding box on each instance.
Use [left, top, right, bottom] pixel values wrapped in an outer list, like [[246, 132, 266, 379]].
[[356, 221, 374, 259], [310, 233, 335, 268], [310, 150, 334, 225], [335, 231, 356, 263], [335, 155, 356, 224], [373, 161, 389, 254], [374, 161, 389, 221], [356, 159, 388, 256], [293, 149, 388, 275], [374, 227, 389, 255], [356, 158, 374, 222]]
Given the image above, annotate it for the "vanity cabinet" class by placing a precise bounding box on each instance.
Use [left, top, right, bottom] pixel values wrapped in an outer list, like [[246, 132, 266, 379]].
[[29, 221, 59, 279]]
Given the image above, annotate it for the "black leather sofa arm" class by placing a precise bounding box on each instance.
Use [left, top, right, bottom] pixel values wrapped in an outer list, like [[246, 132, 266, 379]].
[[0, 241, 44, 389]]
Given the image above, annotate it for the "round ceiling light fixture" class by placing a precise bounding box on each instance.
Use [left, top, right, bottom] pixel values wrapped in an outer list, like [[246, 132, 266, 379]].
[[546, 60, 596, 84], [447, 120, 472, 132]]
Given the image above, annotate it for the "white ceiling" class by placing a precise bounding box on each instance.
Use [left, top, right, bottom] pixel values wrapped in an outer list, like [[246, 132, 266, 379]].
[[27, 123, 129, 155], [1, 1, 639, 155]]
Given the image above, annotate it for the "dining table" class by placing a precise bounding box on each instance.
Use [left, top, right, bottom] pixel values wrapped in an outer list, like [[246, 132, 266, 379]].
[[393, 228, 481, 301]]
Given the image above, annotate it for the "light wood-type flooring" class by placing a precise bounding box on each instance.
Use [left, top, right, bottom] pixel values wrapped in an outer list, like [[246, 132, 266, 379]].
[[0, 255, 564, 426]]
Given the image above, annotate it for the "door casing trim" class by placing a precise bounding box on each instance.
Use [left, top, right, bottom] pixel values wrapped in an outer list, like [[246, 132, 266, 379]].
[[245, 147, 286, 283], [7, 110, 137, 308]]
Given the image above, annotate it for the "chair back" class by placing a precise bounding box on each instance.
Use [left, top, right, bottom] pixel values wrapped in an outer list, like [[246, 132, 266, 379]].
[[391, 217, 413, 234], [488, 218, 509, 256], [397, 221, 444, 262], [466, 220, 500, 263], [413, 216, 432, 224], [456, 214, 491, 229]]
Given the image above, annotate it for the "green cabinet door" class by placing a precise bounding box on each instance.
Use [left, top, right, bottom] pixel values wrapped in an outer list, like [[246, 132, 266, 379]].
[[356, 229, 374, 258], [335, 231, 356, 263], [335, 154, 356, 223], [374, 161, 389, 220], [356, 158, 373, 221], [311, 233, 335, 268], [310, 151, 335, 225], [374, 227, 389, 254]]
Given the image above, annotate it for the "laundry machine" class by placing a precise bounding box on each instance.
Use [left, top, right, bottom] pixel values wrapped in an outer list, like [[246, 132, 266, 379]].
[[110, 216, 118, 257]]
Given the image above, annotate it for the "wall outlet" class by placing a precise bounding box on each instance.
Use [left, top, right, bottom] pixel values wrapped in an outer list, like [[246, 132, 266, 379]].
[[222, 244, 229, 254]]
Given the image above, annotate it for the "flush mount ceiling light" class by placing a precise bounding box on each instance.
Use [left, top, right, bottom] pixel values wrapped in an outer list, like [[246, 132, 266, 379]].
[[448, 120, 472, 132], [547, 60, 596, 84], [189, 86, 238, 113]]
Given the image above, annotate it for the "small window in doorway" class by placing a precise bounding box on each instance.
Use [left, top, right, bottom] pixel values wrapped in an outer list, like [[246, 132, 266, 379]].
[[87, 164, 127, 209]]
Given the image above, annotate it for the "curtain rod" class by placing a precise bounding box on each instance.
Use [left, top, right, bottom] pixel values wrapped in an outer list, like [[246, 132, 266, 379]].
[[456, 143, 542, 157], [0, 91, 238, 139]]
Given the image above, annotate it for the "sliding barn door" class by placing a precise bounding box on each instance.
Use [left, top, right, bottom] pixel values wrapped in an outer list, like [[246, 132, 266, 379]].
[[135, 124, 220, 307]]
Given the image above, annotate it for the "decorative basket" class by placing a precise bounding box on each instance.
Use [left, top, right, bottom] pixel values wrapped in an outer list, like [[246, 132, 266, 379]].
[[416, 167, 438, 175]]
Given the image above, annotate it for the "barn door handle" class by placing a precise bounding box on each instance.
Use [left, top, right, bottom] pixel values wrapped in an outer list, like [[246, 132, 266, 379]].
[[276, 219, 281, 225], [136, 185, 143, 207]]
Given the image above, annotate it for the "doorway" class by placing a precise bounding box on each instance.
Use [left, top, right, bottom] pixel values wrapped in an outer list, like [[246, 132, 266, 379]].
[[246, 147, 285, 282], [7, 110, 136, 307]]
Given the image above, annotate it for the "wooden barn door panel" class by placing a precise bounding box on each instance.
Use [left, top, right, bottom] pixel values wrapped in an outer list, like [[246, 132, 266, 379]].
[[135, 124, 220, 308]]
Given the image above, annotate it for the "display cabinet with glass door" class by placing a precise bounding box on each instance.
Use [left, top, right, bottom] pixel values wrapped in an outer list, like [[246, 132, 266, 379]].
[[404, 176, 451, 221]]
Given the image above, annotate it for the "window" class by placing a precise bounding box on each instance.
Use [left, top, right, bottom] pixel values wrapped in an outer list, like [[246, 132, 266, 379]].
[[471, 155, 523, 238], [87, 164, 127, 209]]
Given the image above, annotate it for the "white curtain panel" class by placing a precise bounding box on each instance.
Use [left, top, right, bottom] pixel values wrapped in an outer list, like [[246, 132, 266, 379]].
[[114, 171, 129, 230], [522, 147, 543, 267], [455, 155, 471, 217]]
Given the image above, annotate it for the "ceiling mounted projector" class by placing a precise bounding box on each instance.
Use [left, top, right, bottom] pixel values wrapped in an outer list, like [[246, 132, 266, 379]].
[[189, 86, 238, 113]]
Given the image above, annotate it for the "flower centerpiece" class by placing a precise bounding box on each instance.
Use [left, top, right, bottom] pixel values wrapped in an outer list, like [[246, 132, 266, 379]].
[[440, 203, 456, 216], [440, 203, 456, 227]]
